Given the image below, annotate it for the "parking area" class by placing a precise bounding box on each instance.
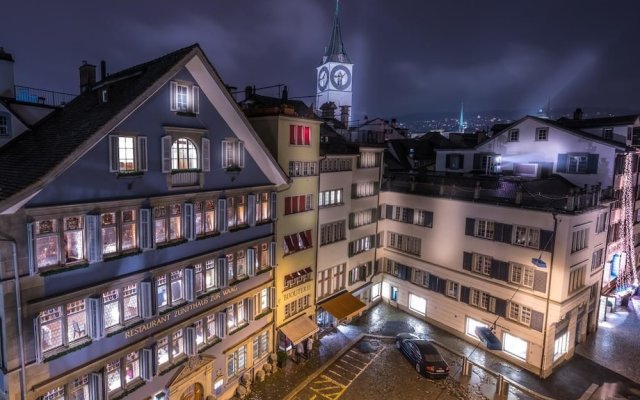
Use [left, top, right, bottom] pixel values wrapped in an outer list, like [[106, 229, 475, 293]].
[[288, 336, 529, 400]]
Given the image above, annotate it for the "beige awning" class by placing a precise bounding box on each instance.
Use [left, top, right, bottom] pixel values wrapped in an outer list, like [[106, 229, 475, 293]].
[[279, 315, 319, 345], [318, 291, 366, 322]]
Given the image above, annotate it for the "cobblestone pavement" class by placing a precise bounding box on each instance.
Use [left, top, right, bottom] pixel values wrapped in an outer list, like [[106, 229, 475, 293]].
[[247, 302, 640, 400]]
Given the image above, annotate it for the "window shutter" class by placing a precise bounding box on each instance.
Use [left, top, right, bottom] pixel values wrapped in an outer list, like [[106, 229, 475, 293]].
[[530, 310, 544, 332], [198, 137, 210, 173], [27, 222, 36, 275], [587, 154, 599, 173], [386, 205, 393, 219], [493, 222, 504, 242], [351, 183, 358, 199], [533, 270, 548, 293], [217, 198, 228, 233], [140, 281, 153, 318], [86, 214, 102, 263], [139, 208, 153, 250], [269, 241, 277, 267], [109, 135, 119, 172], [445, 154, 453, 169], [473, 154, 481, 170], [141, 348, 154, 381], [270, 192, 277, 221], [170, 81, 178, 111], [490, 259, 509, 282], [348, 241, 354, 257], [137, 136, 148, 172], [245, 298, 254, 322], [378, 204, 385, 220], [185, 326, 197, 356], [437, 278, 447, 294], [217, 311, 227, 338], [500, 224, 513, 244], [34, 318, 42, 364], [349, 213, 355, 229], [247, 194, 256, 227], [495, 298, 507, 317], [238, 141, 245, 168], [406, 208, 414, 224], [556, 154, 568, 173], [376, 231, 384, 248], [221, 141, 229, 169], [217, 256, 228, 288], [460, 286, 470, 304], [183, 203, 195, 241], [89, 372, 104, 400], [185, 267, 195, 302], [284, 197, 291, 215], [462, 252, 473, 271], [540, 230, 554, 252], [269, 287, 276, 309], [161, 135, 172, 173], [289, 125, 295, 144], [425, 211, 433, 227], [246, 247, 256, 277], [465, 218, 475, 236], [192, 85, 200, 114], [87, 297, 104, 340]]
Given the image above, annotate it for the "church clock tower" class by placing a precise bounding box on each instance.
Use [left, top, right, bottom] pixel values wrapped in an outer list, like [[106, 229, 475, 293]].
[[316, 0, 353, 125]]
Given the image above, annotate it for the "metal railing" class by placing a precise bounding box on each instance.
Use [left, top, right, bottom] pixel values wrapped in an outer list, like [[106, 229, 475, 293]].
[[14, 85, 76, 107]]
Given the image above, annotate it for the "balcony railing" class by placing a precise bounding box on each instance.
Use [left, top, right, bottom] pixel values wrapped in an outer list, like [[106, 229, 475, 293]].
[[383, 173, 610, 213], [14, 85, 76, 107], [171, 171, 200, 187]]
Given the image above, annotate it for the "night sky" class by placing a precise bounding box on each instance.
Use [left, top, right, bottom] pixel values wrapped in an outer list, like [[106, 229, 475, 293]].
[[3, 0, 640, 119]]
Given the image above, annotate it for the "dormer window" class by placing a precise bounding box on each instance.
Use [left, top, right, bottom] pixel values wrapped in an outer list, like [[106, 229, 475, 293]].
[[170, 81, 199, 114]]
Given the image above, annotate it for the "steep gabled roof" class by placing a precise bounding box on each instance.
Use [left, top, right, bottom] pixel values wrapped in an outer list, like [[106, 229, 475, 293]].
[[323, 0, 351, 64], [0, 44, 288, 212], [0, 44, 198, 207]]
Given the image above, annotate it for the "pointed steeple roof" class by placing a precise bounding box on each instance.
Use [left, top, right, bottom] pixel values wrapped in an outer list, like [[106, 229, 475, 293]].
[[323, 0, 351, 64]]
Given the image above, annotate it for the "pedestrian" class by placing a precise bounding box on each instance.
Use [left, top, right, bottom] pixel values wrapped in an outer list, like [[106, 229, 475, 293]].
[[306, 336, 314, 358], [296, 342, 304, 362]]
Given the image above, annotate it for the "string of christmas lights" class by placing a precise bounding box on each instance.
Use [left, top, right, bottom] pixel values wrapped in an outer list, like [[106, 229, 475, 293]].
[[616, 153, 638, 292]]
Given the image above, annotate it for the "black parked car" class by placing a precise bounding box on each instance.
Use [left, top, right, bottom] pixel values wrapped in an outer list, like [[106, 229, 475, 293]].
[[395, 333, 450, 378]]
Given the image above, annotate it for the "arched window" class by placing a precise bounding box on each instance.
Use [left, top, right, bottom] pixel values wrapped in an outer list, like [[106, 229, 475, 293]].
[[171, 138, 199, 170]]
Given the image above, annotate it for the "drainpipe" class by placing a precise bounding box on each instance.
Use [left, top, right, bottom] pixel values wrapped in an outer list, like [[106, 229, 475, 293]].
[[539, 213, 558, 379], [0, 236, 27, 400]]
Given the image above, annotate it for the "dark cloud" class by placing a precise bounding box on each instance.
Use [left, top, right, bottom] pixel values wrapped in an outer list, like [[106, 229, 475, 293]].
[[2, 0, 640, 119]]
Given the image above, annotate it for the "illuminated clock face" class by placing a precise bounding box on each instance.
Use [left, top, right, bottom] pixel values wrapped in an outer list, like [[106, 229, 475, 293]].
[[330, 65, 351, 90], [318, 66, 329, 91]]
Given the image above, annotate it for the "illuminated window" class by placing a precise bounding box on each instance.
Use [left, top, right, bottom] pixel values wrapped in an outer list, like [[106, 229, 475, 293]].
[[465, 317, 488, 339], [171, 138, 199, 170], [289, 125, 311, 145], [553, 331, 569, 361], [157, 337, 169, 365], [227, 345, 247, 378], [408, 294, 426, 315], [42, 386, 65, 400], [125, 351, 140, 383], [39, 306, 63, 352], [503, 332, 528, 360], [513, 225, 540, 248], [568, 155, 588, 173], [103, 289, 120, 329], [172, 330, 184, 359], [283, 230, 313, 256], [156, 275, 168, 309], [109, 135, 147, 173], [221, 140, 245, 169], [123, 284, 139, 321], [446, 281, 459, 299], [154, 204, 182, 245], [102, 209, 138, 256], [319, 189, 343, 207], [568, 265, 586, 294], [195, 200, 217, 236], [170, 81, 199, 114], [253, 330, 270, 360], [34, 219, 61, 268], [256, 192, 271, 222], [288, 161, 318, 177], [170, 270, 184, 304], [66, 300, 87, 343], [70, 375, 89, 399], [106, 360, 122, 392], [227, 195, 247, 228]]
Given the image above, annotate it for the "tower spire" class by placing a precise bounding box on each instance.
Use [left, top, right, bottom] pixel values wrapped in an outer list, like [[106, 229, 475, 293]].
[[323, 0, 351, 64], [459, 101, 465, 132]]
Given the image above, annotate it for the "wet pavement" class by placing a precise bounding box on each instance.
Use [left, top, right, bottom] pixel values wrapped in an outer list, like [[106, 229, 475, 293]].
[[247, 301, 640, 400]]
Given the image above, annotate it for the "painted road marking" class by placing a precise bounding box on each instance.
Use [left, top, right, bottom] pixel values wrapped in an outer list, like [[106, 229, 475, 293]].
[[295, 342, 385, 400]]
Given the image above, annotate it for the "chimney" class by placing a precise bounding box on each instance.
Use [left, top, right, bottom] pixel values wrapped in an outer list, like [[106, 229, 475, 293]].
[[281, 85, 288, 104], [244, 85, 253, 101], [0, 47, 15, 98], [79, 60, 96, 93], [340, 105, 350, 126], [573, 107, 583, 121], [100, 60, 107, 81]]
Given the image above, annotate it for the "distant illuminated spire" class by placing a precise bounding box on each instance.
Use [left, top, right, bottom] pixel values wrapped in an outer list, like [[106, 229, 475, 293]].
[[323, 0, 351, 64], [459, 101, 465, 132]]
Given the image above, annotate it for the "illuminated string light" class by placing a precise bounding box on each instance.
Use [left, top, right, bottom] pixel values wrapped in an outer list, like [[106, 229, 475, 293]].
[[616, 153, 638, 292]]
